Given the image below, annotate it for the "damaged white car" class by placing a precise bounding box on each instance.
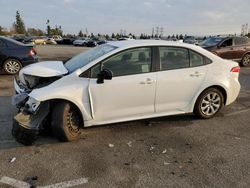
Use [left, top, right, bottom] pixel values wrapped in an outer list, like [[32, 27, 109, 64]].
[[12, 40, 240, 145]]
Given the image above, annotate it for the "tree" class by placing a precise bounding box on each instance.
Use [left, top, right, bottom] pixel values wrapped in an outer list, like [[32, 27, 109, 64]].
[[46, 19, 51, 36], [15, 11, 26, 34], [78, 30, 84, 37], [179, 34, 184, 40], [0, 26, 4, 35], [111, 33, 115, 38], [27, 28, 45, 36]]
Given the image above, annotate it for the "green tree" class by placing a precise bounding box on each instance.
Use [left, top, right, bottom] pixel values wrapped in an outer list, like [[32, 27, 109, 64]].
[[78, 30, 84, 37], [15, 11, 26, 34], [0, 26, 4, 35]]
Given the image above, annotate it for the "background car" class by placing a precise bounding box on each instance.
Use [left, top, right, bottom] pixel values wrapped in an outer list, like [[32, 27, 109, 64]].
[[45, 38, 57, 45], [0, 36, 38, 74], [200, 36, 250, 66], [32, 37, 47, 45], [73, 38, 87, 46]]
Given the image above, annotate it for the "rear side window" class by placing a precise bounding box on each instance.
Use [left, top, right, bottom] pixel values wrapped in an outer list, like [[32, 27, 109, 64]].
[[235, 37, 249, 45], [190, 50, 203, 67], [159, 47, 189, 70]]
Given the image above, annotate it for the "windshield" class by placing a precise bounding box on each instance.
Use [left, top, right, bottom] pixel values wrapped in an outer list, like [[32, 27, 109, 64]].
[[200, 37, 224, 47], [64, 44, 117, 73]]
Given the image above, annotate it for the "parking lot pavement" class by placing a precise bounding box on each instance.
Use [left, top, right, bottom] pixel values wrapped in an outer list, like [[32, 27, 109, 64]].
[[0, 45, 250, 187]]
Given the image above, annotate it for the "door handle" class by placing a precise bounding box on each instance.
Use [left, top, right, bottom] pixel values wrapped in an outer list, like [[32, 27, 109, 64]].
[[190, 71, 203, 77], [140, 78, 156, 84]]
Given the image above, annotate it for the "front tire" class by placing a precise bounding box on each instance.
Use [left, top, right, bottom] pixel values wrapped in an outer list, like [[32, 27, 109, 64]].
[[51, 102, 83, 142], [3, 59, 22, 74], [194, 88, 224, 119]]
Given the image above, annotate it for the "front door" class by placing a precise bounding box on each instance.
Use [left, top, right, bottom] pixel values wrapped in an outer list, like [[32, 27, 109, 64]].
[[88, 47, 157, 122]]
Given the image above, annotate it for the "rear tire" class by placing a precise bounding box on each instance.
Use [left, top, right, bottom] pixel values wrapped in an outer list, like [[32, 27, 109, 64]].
[[3, 59, 22, 74], [51, 102, 83, 142], [194, 88, 224, 119], [12, 120, 38, 146], [241, 54, 250, 67]]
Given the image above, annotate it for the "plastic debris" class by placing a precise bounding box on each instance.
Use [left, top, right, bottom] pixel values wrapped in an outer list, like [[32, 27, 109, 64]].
[[164, 162, 171, 165], [162, 149, 167, 154], [10, 157, 16, 163], [108, 144, 114, 148], [149, 146, 155, 151], [127, 141, 132, 147], [235, 137, 240, 140]]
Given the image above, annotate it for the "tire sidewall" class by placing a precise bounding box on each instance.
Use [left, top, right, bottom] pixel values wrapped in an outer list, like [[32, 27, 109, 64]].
[[241, 54, 250, 67], [194, 88, 224, 119], [3, 58, 22, 74]]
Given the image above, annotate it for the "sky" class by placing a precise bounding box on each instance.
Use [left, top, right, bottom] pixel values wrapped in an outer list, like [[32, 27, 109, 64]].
[[0, 0, 249, 36]]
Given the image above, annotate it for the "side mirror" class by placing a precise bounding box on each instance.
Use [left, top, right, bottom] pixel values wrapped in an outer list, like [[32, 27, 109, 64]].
[[97, 69, 113, 84]]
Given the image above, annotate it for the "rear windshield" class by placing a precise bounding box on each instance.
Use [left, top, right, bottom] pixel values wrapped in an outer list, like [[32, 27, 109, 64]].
[[200, 37, 224, 47], [64, 44, 117, 73]]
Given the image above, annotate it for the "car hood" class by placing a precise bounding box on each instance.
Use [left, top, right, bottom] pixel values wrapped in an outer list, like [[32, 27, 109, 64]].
[[19, 61, 68, 78]]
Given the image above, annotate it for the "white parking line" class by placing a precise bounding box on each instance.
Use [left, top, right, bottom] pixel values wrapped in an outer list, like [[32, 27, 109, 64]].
[[0, 176, 30, 188], [0, 176, 89, 188]]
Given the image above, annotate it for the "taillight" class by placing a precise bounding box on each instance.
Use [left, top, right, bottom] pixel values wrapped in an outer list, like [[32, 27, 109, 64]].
[[231, 66, 240, 73], [29, 48, 36, 56]]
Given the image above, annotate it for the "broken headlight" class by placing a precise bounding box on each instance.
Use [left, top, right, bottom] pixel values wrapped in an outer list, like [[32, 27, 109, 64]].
[[23, 74, 40, 89]]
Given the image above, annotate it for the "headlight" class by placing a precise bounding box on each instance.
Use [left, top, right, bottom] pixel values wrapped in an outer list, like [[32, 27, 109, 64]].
[[24, 97, 41, 113], [24, 74, 40, 89]]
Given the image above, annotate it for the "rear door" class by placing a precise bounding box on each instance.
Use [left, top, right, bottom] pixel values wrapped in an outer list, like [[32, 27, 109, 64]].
[[217, 38, 241, 60], [155, 47, 209, 113]]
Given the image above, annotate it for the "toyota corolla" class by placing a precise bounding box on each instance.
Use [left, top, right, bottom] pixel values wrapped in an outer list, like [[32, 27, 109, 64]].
[[12, 40, 240, 145]]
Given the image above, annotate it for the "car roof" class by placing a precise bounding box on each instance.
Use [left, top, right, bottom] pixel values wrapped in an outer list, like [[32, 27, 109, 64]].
[[107, 39, 222, 62], [108, 39, 198, 49]]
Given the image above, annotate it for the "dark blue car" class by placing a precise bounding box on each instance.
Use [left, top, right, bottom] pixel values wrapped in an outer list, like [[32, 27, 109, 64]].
[[0, 36, 38, 74]]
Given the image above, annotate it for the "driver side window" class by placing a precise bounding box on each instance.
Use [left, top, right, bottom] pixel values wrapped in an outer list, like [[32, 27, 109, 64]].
[[221, 38, 233, 47], [102, 47, 152, 77]]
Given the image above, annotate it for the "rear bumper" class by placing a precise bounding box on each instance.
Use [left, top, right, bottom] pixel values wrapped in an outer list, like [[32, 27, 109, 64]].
[[226, 78, 241, 106], [22, 55, 38, 66]]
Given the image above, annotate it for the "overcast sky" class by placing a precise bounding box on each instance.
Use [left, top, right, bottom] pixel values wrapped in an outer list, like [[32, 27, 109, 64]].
[[0, 0, 249, 36]]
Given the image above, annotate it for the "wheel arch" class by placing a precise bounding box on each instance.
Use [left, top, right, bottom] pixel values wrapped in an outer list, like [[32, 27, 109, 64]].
[[193, 85, 227, 111], [44, 98, 87, 128]]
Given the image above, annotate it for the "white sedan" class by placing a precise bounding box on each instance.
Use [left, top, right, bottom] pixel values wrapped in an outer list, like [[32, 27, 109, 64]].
[[13, 40, 240, 145]]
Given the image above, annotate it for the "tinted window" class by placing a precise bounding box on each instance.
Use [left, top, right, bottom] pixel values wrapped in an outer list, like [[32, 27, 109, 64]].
[[235, 37, 249, 45], [101, 47, 152, 77], [204, 56, 212, 65], [221, 38, 233, 47], [159, 47, 189, 70], [190, 50, 203, 67]]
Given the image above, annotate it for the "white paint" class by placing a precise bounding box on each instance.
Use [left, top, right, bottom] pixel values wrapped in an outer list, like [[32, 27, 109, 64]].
[[0, 176, 88, 188], [0, 176, 30, 188], [19, 61, 68, 78]]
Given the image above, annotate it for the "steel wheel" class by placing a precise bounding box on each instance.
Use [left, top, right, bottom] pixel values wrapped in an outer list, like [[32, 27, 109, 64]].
[[3, 59, 22, 74], [200, 92, 221, 116], [242, 54, 250, 67], [194, 88, 224, 119]]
